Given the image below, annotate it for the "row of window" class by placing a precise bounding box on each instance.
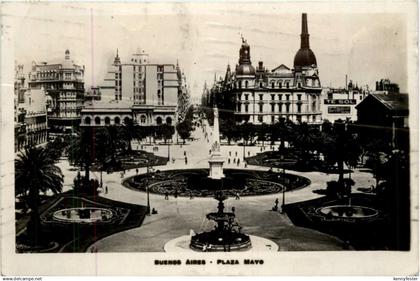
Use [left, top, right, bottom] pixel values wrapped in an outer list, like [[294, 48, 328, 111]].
[[242, 93, 309, 101], [84, 116, 173, 126], [239, 102, 317, 113]]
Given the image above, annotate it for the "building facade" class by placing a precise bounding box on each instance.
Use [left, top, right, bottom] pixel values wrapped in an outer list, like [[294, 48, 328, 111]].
[[14, 63, 48, 151], [203, 13, 322, 125], [81, 49, 182, 127], [320, 80, 370, 122], [28, 49, 85, 133]]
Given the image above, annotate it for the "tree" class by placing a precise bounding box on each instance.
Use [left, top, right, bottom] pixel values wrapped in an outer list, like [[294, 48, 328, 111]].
[[67, 127, 95, 186], [176, 121, 193, 144], [257, 123, 269, 146], [15, 146, 63, 245], [122, 118, 141, 152], [289, 122, 320, 167]]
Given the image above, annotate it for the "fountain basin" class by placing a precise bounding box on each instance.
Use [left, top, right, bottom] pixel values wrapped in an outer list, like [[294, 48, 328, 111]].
[[190, 230, 252, 252], [317, 205, 378, 219], [52, 207, 115, 224]]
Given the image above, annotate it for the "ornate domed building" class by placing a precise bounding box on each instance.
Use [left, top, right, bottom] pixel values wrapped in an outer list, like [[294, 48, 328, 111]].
[[204, 13, 322, 125]]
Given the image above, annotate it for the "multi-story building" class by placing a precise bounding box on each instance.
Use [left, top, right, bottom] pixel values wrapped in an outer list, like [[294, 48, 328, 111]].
[[81, 49, 182, 127], [203, 13, 322, 125], [28, 49, 85, 134], [320, 80, 370, 122], [15, 63, 27, 151], [14, 63, 48, 151]]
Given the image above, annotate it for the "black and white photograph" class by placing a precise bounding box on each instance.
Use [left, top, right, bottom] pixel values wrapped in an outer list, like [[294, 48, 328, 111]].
[[0, 1, 418, 276]]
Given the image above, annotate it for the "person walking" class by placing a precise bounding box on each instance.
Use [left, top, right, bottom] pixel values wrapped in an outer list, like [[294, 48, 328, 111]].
[[136, 168, 139, 174], [105, 186, 108, 194], [228, 158, 230, 164], [235, 192, 240, 200], [231, 206, 235, 214], [165, 191, 169, 200]]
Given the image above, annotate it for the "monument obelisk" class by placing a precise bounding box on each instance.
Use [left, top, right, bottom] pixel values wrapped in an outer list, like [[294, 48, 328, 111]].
[[208, 106, 225, 179]]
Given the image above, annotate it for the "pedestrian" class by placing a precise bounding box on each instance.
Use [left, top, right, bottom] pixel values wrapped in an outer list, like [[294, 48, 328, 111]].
[[190, 191, 193, 200], [136, 168, 139, 174], [105, 186, 108, 194], [244, 162, 247, 168], [229, 151, 231, 156], [165, 191, 169, 200], [275, 198, 279, 205], [174, 189, 178, 198], [209, 149, 211, 155], [248, 151, 250, 157], [184, 151, 186, 156], [235, 192, 240, 200], [231, 206, 235, 214], [228, 158, 230, 164], [237, 159, 240, 166], [185, 157, 188, 165]]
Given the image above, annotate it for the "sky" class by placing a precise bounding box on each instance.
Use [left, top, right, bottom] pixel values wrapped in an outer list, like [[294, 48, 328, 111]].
[[4, 2, 409, 102]]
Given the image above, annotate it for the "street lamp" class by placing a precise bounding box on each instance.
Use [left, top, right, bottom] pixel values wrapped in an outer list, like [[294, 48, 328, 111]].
[[281, 167, 286, 214]]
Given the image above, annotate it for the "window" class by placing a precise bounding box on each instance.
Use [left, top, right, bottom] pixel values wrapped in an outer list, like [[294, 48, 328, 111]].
[[245, 94, 249, 101], [259, 94, 263, 101], [297, 94, 302, 101], [105, 117, 110, 125], [278, 94, 282, 100], [166, 117, 172, 125], [286, 94, 290, 101], [156, 116, 162, 125], [124, 117, 130, 124], [84, 117, 91, 125], [279, 81, 282, 88], [271, 116, 275, 123], [140, 115, 146, 124], [297, 104, 302, 113], [279, 103, 283, 112], [260, 82, 263, 88], [238, 81, 242, 89], [328, 93, 333, 100], [114, 117, 121, 124], [271, 82, 275, 88], [286, 82, 290, 88], [298, 83, 301, 88], [245, 80, 248, 88], [258, 116, 263, 122], [95, 117, 101, 125], [271, 103, 275, 112], [271, 94, 275, 101], [286, 104, 290, 113], [259, 103, 263, 112], [245, 104, 249, 112]]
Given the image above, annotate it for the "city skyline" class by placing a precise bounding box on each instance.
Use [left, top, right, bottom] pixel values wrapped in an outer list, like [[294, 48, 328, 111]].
[[5, 3, 409, 101]]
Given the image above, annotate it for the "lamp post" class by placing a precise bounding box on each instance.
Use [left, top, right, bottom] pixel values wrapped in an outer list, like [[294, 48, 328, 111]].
[[281, 167, 286, 214]]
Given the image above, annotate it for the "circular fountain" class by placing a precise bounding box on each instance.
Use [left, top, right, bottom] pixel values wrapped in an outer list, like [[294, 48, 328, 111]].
[[52, 207, 115, 224], [317, 205, 378, 220], [189, 191, 252, 252]]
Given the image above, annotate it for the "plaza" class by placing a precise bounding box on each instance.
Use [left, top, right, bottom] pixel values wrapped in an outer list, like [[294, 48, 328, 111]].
[[19, 115, 375, 253]]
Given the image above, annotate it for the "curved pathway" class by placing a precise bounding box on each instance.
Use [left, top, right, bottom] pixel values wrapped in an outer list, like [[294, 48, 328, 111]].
[[79, 120, 375, 252]]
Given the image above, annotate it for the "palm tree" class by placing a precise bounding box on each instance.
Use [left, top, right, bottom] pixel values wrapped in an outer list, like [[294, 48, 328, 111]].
[[15, 146, 63, 245]]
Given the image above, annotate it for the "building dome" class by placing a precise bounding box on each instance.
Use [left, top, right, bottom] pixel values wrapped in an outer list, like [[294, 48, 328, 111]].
[[294, 48, 317, 68], [293, 14, 317, 69], [236, 37, 255, 76], [236, 64, 256, 75]]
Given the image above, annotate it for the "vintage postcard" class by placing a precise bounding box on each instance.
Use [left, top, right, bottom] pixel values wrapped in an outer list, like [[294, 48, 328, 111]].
[[0, 0, 418, 276]]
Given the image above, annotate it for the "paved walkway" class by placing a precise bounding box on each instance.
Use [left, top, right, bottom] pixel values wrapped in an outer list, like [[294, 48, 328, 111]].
[[55, 118, 375, 252]]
